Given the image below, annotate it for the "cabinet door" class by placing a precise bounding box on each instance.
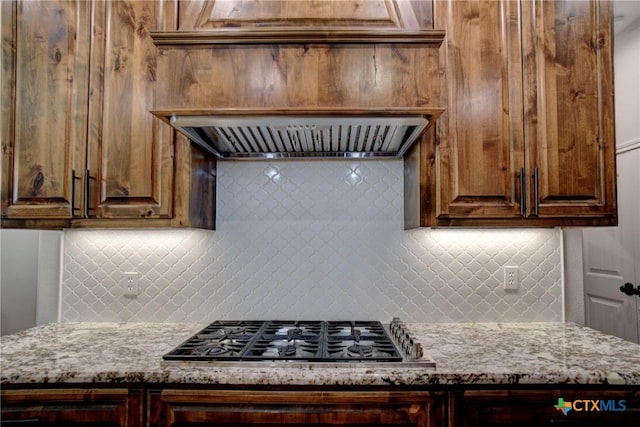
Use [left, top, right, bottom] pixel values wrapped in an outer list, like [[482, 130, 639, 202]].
[[1, 388, 143, 426], [149, 389, 445, 427], [522, 0, 617, 222], [435, 0, 525, 224], [1, 0, 90, 219], [87, 0, 174, 220], [451, 389, 640, 427]]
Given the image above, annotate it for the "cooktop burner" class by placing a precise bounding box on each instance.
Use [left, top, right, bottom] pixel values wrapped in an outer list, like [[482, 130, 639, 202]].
[[163, 319, 429, 364]]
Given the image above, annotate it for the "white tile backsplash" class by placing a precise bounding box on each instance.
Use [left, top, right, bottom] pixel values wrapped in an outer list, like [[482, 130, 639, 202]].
[[61, 160, 562, 322]]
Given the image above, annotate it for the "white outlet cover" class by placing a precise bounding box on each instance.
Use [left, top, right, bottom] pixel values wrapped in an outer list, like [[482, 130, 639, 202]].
[[504, 266, 519, 291], [123, 272, 140, 297]]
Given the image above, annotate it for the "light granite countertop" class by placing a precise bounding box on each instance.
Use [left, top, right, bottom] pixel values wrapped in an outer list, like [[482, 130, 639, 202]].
[[1, 322, 639, 386]]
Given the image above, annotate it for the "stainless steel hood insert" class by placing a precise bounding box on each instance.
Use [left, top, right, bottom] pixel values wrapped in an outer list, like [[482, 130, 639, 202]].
[[169, 115, 430, 159]]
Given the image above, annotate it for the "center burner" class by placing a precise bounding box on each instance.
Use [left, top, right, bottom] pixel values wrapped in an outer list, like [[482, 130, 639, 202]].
[[163, 320, 421, 363]]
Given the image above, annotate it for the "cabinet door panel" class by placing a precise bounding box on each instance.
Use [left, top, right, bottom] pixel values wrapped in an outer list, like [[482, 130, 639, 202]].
[[452, 389, 640, 427], [523, 0, 616, 219], [436, 0, 525, 222], [4, 0, 90, 219], [150, 389, 445, 427], [177, 0, 433, 31], [1, 388, 142, 426], [88, 0, 173, 219]]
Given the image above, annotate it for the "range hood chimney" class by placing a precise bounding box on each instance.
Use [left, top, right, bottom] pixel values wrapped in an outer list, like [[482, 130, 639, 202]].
[[150, 2, 444, 160]]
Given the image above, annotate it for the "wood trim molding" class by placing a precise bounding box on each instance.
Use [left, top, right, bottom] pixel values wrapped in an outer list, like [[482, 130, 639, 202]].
[[150, 28, 445, 45], [152, 107, 445, 122]]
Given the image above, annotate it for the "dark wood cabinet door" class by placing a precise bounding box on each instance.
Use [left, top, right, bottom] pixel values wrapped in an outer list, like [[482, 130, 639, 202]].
[[0, 388, 143, 426], [1, 0, 215, 230], [1, 0, 90, 219], [451, 389, 640, 427], [434, 0, 526, 224], [149, 389, 445, 427], [522, 0, 617, 223], [429, 0, 617, 227], [87, 0, 174, 220]]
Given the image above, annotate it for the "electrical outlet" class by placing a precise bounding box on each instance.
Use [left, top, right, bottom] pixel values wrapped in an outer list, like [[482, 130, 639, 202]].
[[503, 266, 519, 291], [123, 272, 140, 297]]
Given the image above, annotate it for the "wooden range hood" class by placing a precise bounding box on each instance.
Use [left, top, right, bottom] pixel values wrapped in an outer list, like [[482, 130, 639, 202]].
[[150, 0, 444, 159]]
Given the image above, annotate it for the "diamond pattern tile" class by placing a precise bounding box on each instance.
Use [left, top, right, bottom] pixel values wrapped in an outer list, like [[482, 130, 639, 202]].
[[61, 160, 562, 322]]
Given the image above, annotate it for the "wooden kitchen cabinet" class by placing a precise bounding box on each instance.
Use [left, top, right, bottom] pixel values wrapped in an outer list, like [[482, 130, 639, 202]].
[[521, 0, 616, 223], [0, 388, 143, 426], [407, 0, 617, 227], [450, 389, 640, 427], [3, 0, 617, 230], [83, 0, 174, 221], [1, 0, 91, 220], [3, 385, 639, 427], [148, 389, 446, 427], [1, 0, 215, 229]]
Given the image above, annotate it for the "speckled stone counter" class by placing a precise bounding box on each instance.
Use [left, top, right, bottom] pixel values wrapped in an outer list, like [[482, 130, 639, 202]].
[[1, 322, 639, 386]]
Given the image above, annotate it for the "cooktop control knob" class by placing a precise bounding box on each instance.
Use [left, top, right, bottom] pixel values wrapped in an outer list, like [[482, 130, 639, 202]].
[[389, 318, 424, 361]]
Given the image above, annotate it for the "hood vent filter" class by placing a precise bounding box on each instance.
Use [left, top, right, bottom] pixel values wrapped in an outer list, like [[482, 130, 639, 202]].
[[169, 116, 430, 159]]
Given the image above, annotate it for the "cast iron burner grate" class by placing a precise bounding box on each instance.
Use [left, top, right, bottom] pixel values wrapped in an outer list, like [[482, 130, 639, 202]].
[[163, 320, 405, 363]]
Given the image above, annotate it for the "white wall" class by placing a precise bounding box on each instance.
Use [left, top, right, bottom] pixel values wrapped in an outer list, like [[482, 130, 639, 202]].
[[614, 12, 640, 152], [0, 230, 61, 335], [1, 230, 39, 334], [563, 229, 584, 324], [36, 231, 63, 325]]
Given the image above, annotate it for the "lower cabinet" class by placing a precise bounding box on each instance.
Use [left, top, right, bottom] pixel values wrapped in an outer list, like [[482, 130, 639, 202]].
[[148, 389, 446, 427], [0, 388, 143, 426], [3, 386, 639, 426], [450, 389, 640, 427]]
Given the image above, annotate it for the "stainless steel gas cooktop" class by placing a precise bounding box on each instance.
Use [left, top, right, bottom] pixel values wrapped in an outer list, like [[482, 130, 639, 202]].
[[162, 318, 435, 368]]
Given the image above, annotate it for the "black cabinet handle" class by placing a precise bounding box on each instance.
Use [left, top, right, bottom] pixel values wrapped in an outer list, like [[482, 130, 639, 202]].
[[519, 168, 526, 216], [619, 283, 639, 296], [71, 169, 82, 216], [85, 169, 96, 217], [533, 167, 540, 216]]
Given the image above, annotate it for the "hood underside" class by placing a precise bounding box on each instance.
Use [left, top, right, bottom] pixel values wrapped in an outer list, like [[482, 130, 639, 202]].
[[164, 114, 432, 160]]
